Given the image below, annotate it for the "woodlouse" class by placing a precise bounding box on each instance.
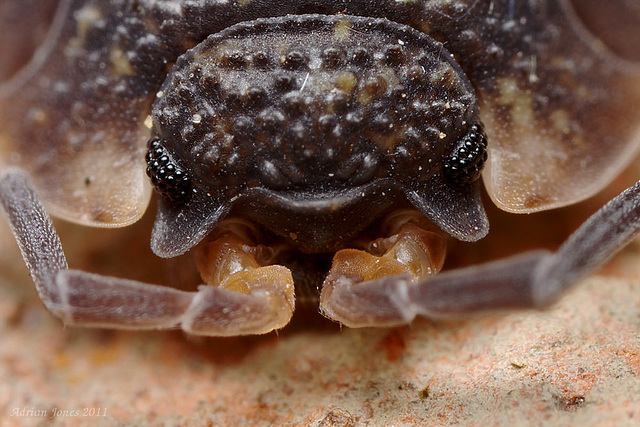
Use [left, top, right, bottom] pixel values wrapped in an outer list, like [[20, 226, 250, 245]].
[[0, 0, 639, 335]]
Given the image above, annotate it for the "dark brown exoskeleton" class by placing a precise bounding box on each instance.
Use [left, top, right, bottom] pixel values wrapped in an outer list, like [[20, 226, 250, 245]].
[[0, 0, 639, 335]]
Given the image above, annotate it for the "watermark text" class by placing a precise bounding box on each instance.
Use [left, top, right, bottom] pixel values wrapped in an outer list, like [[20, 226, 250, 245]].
[[11, 406, 108, 418]]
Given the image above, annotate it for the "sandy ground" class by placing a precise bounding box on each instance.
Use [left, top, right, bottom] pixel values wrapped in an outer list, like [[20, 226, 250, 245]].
[[0, 190, 639, 426]]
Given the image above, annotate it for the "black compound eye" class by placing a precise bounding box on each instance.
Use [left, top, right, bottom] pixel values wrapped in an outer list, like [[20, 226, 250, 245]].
[[443, 123, 488, 187], [145, 138, 192, 203]]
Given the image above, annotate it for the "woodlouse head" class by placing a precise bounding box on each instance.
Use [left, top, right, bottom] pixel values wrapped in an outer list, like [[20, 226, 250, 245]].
[[147, 15, 489, 257]]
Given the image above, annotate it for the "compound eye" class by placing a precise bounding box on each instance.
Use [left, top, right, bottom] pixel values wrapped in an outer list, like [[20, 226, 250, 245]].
[[443, 123, 488, 187], [145, 138, 192, 203]]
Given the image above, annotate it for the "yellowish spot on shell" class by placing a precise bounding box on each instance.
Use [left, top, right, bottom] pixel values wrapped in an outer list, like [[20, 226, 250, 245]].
[[27, 108, 49, 127], [75, 5, 103, 39], [335, 71, 358, 94], [550, 109, 571, 134], [110, 47, 135, 76], [496, 77, 534, 129], [333, 20, 353, 42]]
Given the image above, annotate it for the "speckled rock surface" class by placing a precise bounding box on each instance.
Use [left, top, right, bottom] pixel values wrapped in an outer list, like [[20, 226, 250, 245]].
[[1, 194, 639, 426]]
